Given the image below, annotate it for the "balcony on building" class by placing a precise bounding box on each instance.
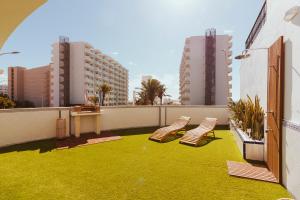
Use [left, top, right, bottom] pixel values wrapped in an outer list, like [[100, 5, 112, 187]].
[[227, 59, 232, 65], [84, 43, 92, 49], [227, 50, 232, 57], [228, 66, 232, 73], [184, 55, 191, 60], [228, 41, 233, 49], [184, 46, 191, 53]]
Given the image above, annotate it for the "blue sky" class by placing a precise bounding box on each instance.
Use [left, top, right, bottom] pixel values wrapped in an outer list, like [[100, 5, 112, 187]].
[[0, 0, 265, 100]]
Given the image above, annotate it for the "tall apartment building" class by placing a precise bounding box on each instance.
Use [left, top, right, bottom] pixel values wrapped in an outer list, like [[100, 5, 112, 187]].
[[50, 37, 128, 106], [8, 65, 50, 107], [179, 29, 232, 105]]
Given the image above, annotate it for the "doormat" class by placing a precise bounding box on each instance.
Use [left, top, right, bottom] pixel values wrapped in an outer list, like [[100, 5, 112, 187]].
[[56, 132, 122, 149], [227, 161, 278, 183]]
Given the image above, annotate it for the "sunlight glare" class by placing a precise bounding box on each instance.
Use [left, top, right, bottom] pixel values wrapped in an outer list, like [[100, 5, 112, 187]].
[[163, 0, 199, 12]]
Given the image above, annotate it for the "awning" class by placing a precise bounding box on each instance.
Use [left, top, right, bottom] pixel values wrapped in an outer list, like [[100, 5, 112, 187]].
[[0, 0, 47, 50]]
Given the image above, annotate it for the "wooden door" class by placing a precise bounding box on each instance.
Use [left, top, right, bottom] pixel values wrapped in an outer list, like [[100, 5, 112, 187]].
[[267, 36, 284, 183]]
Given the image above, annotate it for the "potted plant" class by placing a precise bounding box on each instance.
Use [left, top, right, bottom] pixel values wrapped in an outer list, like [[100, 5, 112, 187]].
[[72, 106, 81, 113], [56, 110, 67, 139], [87, 95, 100, 112], [228, 95, 265, 161]]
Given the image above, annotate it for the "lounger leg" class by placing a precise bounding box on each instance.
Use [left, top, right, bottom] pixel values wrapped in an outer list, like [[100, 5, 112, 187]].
[[212, 131, 215, 138]]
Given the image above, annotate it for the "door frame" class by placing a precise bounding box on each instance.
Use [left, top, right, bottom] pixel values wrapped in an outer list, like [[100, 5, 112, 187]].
[[267, 36, 285, 183]]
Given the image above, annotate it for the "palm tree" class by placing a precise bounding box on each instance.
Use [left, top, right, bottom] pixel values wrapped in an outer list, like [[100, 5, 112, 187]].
[[135, 90, 148, 105], [141, 79, 160, 105], [88, 95, 99, 106], [98, 83, 112, 106], [157, 84, 170, 105]]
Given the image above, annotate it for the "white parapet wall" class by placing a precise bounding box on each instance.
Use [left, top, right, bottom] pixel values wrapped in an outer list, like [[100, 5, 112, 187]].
[[1, 105, 229, 148], [0, 108, 70, 147], [100, 106, 160, 131], [282, 122, 300, 200], [71, 105, 229, 133], [162, 105, 229, 126]]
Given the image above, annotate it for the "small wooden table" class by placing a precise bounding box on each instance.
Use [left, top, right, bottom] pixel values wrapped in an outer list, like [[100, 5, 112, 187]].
[[71, 111, 102, 138]]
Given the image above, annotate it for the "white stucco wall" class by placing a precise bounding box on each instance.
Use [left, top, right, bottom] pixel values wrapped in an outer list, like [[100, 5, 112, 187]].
[[0, 108, 70, 147], [164, 105, 228, 126], [86, 106, 229, 132], [240, 0, 300, 198], [282, 124, 300, 200]]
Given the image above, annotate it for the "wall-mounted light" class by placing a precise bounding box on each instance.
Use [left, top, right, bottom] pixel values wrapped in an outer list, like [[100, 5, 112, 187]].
[[235, 48, 268, 60], [235, 53, 250, 60], [284, 6, 300, 22], [0, 51, 20, 56], [235, 49, 251, 60]]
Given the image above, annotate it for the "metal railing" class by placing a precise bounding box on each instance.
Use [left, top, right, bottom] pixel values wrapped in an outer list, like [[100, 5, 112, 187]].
[[245, 1, 267, 49]]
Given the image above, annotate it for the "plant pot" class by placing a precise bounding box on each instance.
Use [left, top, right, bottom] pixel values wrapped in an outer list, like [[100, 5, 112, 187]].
[[230, 119, 264, 161], [56, 118, 67, 139], [95, 105, 100, 112], [72, 106, 81, 112]]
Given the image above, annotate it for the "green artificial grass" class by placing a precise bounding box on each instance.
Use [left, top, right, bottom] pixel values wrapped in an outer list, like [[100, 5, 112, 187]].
[[0, 129, 291, 200]]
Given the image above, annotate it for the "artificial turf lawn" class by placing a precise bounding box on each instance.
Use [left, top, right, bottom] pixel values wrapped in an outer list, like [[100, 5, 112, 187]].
[[0, 129, 291, 200]]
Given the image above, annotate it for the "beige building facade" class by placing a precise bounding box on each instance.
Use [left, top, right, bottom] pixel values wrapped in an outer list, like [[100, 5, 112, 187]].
[[179, 29, 232, 105], [8, 65, 50, 107]]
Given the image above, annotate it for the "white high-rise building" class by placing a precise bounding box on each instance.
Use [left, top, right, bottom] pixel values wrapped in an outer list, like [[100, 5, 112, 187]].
[[179, 29, 232, 105], [50, 37, 128, 106]]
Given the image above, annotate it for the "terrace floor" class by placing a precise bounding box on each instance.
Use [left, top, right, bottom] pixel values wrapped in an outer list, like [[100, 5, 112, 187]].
[[0, 128, 291, 200]]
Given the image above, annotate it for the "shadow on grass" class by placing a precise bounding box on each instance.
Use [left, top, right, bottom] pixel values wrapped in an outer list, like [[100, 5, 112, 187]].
[[184, 125, 229, 131], [0, 139, 56, 154], [0, 127, 158, 154], [56, 132, 121, 149], [161, 133, 184, 143], [111, 125, 229, 137], [108, 126, 159, 136], [0, 126, 228, 154], [0, 132, 121, 154]]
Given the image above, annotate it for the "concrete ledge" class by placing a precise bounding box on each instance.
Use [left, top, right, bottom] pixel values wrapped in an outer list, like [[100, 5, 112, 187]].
[[0, 107, 70, 113], [101, 105, 228, 109], [0, 105, 228, 112]]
